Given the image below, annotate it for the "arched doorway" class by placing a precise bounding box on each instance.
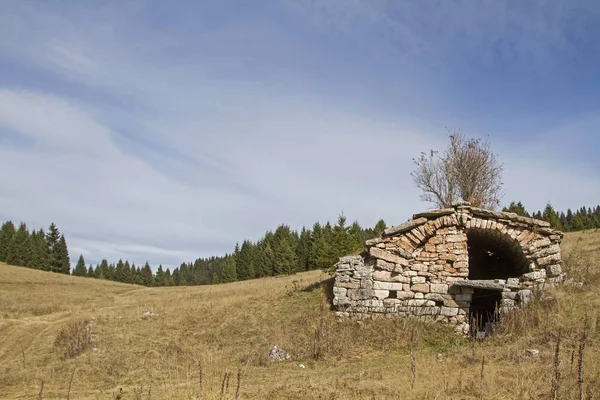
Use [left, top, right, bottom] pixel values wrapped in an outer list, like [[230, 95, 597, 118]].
[[466, 228, 529, 334]]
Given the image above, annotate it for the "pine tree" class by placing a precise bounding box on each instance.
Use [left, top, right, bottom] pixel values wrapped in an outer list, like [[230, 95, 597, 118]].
[[0, 221, 16, 262], [332, 214, 351, 258], [87, 265, 95, 278], [296, 228, 311, 272], [309, 222, 329, 271], [124, 260, 133, 284], [52, 235, 70, 274], [237, 240, 256, 280], [220, 256, 238, 283], [141, 262, 154, 286], [272, 225, 298, 275], [155, 264, 165, 286], [165, 268, 173, 286], [99, 259, 110, 280], [373, 219, 387, 237], [7, 222, 30, 267], [73, 254, 87, 276], [258, 240, 275, 277], [502, 201, 530, 217], [542, 203, 562, 230], [114, 259, 126, 282]]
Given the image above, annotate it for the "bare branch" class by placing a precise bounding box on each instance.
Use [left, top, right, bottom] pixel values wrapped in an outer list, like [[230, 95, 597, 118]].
[[411, 132, 503, 209]]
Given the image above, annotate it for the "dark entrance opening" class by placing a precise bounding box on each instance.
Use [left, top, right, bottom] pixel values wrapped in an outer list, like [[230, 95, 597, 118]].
[[467, 228, 529, 280], [466, 228, 529, 335], [469, 289, 502, 334]]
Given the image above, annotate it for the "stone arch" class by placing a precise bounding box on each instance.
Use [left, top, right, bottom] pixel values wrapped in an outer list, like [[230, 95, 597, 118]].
[[332, 203, 564, 334]]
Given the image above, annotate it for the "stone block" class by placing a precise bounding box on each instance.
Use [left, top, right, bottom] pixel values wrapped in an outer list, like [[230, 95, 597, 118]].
[[414, 292, 424, 299], [537, 253, 562, 266], [396, 291, 415, 299], [383, 298, 401, 307], [370, 247, 402, 265], [411, 276, 426, 284], [372, 270, 392, 281], [383, 217, 428, 237], [517, 289, 534, 306], [347, 289, 373, 300], [546, 264, 563, 277], [373, 290, 389, 300], [373, 281, 404, 291], [440, 306, 459, 316], [430, 283, 449, 294], [411, 283, 430, 293], [502, 291, 517, 300], [522, 270, 546, 281], [425, 293, 445, 302], [333, 287, 347, 296]]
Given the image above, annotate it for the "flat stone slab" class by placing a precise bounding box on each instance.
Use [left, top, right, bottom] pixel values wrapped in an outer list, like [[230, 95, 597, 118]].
[[451, 280, 505, 291], [383, 217, 428, 237], [413, 208, 456, 219], [469, 207, 551, 228]]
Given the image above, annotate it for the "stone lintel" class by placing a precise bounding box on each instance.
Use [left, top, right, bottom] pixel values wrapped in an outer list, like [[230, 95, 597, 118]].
[[383, 217, 428, 237], [412, 208, 456, 219], [451, 280, 505, 291]]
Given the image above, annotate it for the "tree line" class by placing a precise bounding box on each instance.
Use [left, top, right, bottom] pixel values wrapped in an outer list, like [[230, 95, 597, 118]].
[[0, 221, 70, 274], [2, 202, 599, 287], [503, 202, 600, 231], [0, 214, 386, 287]]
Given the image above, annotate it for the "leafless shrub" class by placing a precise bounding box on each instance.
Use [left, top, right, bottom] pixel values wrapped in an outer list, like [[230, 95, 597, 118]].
[[411, 131, 503, 209], [54, 319, 92, 360]]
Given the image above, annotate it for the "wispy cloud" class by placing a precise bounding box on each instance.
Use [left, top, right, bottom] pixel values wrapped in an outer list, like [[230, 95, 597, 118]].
[[0, 0, 598, 267]]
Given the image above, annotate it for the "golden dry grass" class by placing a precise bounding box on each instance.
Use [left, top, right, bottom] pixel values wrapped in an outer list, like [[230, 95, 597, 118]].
[[1, 229, 599, 399]]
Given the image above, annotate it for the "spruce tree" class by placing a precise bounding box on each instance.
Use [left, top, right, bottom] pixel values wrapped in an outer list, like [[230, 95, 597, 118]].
[[73, 254, 87, 276], [542, 203, 562, 230], [0, 221, 16, 262], [53, 235, 71, 274], [373, 219, 387, 237], [7, 222, 30, 267], [237, 240, 256, 280], [141, 262, 154, 286], [502, 201, 530, 217], [258, 240, 275, 277], [296, 228, 311, 273], [220, 255, 238, 283], [155, 264, 165, 286], [114, 259, 126, 282], [309, 222, 329, 271]]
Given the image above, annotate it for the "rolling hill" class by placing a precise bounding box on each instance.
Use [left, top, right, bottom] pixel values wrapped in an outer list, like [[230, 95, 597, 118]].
[[1, 230, 599, 399]]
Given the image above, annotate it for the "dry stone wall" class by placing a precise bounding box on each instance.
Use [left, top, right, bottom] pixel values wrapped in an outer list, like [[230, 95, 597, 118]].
[[332, 203, 564, 334]]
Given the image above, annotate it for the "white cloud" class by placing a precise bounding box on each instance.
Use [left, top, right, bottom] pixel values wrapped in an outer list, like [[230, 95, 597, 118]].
[[0, 0, 597, 269]]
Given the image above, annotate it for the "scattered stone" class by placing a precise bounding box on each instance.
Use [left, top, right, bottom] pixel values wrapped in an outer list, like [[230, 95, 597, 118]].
[[141, 311, 158, 319], [269, 346, 290, 362], [298, 364, 306, 369], [525, 349, 540, 357]]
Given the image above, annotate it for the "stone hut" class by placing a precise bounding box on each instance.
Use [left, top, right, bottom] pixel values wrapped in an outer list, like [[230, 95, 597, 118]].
[[332, 202, 564, 334]]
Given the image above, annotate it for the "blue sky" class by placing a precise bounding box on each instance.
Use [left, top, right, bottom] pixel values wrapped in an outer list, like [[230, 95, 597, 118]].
[[0, 0, 599, 268]]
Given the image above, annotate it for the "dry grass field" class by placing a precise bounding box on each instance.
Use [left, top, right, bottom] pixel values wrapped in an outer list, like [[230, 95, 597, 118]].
[[1, 229, 600, 399]]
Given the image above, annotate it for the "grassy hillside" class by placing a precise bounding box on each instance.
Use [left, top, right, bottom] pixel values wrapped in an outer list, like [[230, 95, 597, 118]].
[[1, 230, 600, 399]]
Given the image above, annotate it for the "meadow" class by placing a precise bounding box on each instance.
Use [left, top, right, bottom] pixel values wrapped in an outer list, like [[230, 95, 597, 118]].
[[1, 229, 599, 399]]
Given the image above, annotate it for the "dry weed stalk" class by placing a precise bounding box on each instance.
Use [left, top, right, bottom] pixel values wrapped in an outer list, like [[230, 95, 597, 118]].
[[235, 368, 242, 400], [220, 371, 231, 397], [551, 332, 561, 400], [578, 327, 588, 400], [37, 380, 44, 400], [66, 366, 77, 400]]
